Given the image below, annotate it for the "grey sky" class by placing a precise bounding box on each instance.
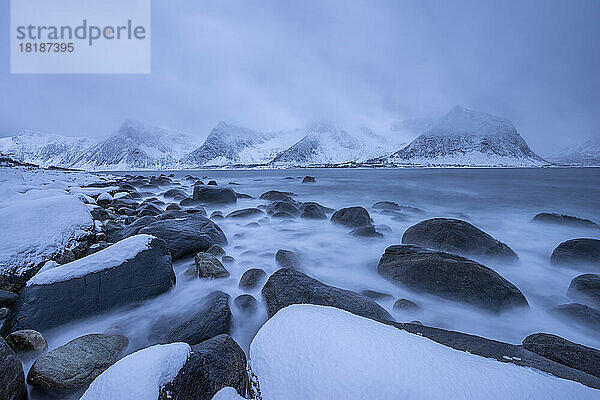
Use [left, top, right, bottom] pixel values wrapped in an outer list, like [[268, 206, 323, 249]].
[[1, 0, 598, 154]]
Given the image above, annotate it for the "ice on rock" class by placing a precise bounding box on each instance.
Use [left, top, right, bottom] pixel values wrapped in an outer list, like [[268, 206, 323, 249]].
[[249, 304, 599, 400], [81, 343, 191, 400]]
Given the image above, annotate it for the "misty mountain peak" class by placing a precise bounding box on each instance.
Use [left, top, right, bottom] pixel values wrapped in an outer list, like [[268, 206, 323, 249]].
[[434, 106, 516, 137]]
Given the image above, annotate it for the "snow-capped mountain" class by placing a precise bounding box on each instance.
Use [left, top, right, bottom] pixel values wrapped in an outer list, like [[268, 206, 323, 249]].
[[71, 120, 201, 170], [181, 121, 302, 167], [546, 138, 600, 166], [377, 106, 546, 167], [0, 130, 98, 168], [271, 122, 406, 166]]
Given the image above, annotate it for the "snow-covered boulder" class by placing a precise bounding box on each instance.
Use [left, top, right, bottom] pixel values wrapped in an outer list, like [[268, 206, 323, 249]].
[[0, 189, 94, 292], [1, 235, 174, 335], [249, 304, 600, 399], [81, 343, 191, 400]]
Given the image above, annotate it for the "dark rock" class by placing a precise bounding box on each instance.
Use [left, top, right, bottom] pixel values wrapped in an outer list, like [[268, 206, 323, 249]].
[[159, 210, 191, 220], [222, 255, 235, 263], [568, 274, 600, 308], [331, 206, 372, 228], [166, 203, 182, 211], [186, 253, 230, 279], [0, 337, 26, 400], [522, 333, 600, 378], [193, 180, 204, 186], [105, 216, 158, 242], [116, 207, 136, 216], [299, 202, 335, 214], [164, 188, 188, 199], [179, 197, 203, 207], [137, 203, 163, 218], [234, 294, 259, 315], [271, 211, 295, 219], [0, 307, 8, 319], [227, 208, 265, 219], [372, 201, 423, 214], [532, 213, 599, 229], [112, 198, 139, 210], [266, 201, 299, 216], [139, 215, 227, 259], [158, 335, 247, 400], [27, 334, 128, 393], [0, 289, 18, 308], [235, 192, 253, 199], [275, 249, 301, 269], [193, 187, 237, 205], [259, 190, 296, 203], [5, 329, 47, 354], [302, 176, 316, 183], [2, 236, 175, 335], [402, 218, 518, 261], [385, 321, 600, 389], [152, 292, 232, 346], [550, 303, 600, 332], [206, 244, 225, 256], [207, 180, 218, 186], [393, 298, 421, 312], [262, 268, 392, 321], [210, 211, 224, 219], [89, 206, 110, 221], [551, 238, 600, 268], [377, 245, 528, 313], [360, 290, 393, 301], [351, 225, 383, 237], [239, 268, 267, 290], [300, 204, 327, 219]]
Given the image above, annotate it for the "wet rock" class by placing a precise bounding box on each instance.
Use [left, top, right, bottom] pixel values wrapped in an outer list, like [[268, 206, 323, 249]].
[[302, 176, 316, 183], [234, 294, 259, 315], [550, 303, 600, 332], [393, 298, 421, 312], [5, 329, 47, 354], [259, 190, 296, 203], [532, 213, 599, 229], [275, 249, 301, 269], [351, 225, 383, 237], [88, 205, 111, 221], [372, 201, 423, 214], [179, 197, 203, 207], [360, 290, 393, 301], [377, 245, 528, 313], [262, 268, 392, 321], [105, 216, 158, 242], [376, 224, 393, 233], [210, 211, 224, 220], [331, 206, 372, 228], [206, 244, 226, 256], [522, 333, 600, 378], [227, 208, 265, 219], [568, 274, 600, 308], [239, 268, 267, 290], [152, 291, 232, 346], [166, 203, 182, 211], [27, 334, 128, 393], [96, 192, 113, 207], [207, 180, 218, 186], [0, 289, 18, 308], [222, 255, 235, 264], [235, 192, 253, 199], [272, 211, 296, 219], [112, 198, 140, 210], [193, 187, 237, 205], [2, 236, 175, 335], [136, 203, 163, 218], [300, 204, 327, 219], [164, 188, 187, 199], [187, 252, 230, 279], [0, 307, 8, 319], [402, 218, 518, 261], [266, 201, 299, 216], [299, 202, 335, 214], [0, 337, 26, 400], [158, 334, 247, 400], [116, 207, 136, 216], [159, 210, 191, 220], [551, 238, 600, 268], [139, 215, 227, 259]]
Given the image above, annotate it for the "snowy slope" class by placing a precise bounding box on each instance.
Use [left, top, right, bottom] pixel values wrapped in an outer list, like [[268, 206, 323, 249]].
[[72, 120, 201, 170], [271, 122, 406, 166], [0, 130, 98, 168], [381, 106, 546, 167], [546, 137, 600, 166], [250, 304, 599, 400], [181, 122, 302, 167]]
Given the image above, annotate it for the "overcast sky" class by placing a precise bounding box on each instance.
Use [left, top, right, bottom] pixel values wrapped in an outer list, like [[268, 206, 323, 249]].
[[1, 0, 598, 154]]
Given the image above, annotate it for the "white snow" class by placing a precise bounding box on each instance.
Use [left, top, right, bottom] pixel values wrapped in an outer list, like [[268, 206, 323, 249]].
[[249, 304, 599, 400], [0, 186, 93, 277], [97, 192, 113, 202], [27, 234, 156, 286], [81, 342, 191, 400], [211, 387, 246, 400]]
